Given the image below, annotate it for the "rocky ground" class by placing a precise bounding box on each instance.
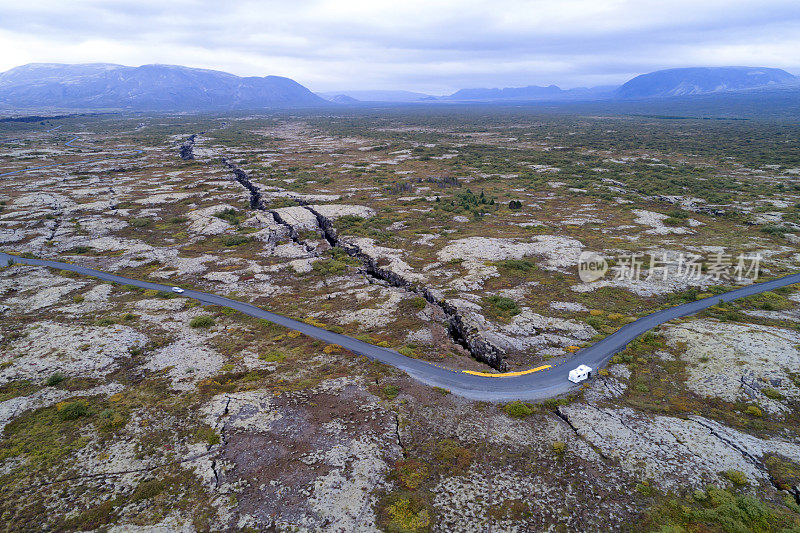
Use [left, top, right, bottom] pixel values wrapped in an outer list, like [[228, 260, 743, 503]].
[[1, 111, 799, 531]]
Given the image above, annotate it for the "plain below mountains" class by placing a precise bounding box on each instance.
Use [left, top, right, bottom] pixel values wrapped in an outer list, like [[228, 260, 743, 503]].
[[0, 63, 325, 110]]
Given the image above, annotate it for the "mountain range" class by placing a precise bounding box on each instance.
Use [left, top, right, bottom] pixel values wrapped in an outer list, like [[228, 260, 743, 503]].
[[0, 63, 325, 110], [0, 63, 797, 110], [324, 67, 797, 103]]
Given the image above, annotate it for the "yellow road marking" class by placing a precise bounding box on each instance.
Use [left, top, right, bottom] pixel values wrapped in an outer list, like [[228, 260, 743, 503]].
[[461, 365, 552, 377]]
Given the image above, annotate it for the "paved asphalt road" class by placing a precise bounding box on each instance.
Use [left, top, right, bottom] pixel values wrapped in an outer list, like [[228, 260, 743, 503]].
[[3, 252, 799, 401]]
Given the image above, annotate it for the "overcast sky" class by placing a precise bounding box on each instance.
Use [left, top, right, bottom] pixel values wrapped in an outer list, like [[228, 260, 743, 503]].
[[1, 0, 799, 94]]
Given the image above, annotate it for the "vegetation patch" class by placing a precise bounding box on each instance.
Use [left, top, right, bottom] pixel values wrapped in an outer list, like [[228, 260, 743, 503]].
[[0, 403, 93, 469], [189, 315, 215, 328], [128, 217, 151, 228], [393, 459, 430, 490], [502, 401, 535, 418], [214, 207, 245, 225], [487, 498, 532, 521], [435, 439, 473, 475], [0, 380, 40, 402], [220, 235, 250, 246], [483, 295, 521, 321], [259, 350, 286, 362], [378, 491, 433, 533], [497, 258, 538, 277], [383, 384, 400, 399], [640, 485, 800, 532]]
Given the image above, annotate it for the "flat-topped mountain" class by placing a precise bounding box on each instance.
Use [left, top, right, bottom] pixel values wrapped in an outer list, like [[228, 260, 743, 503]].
[[0, 63, 326, 110], [616, 66, 797, 98]]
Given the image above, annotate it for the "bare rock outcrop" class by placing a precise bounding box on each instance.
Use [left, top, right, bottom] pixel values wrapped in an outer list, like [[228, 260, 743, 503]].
[[558, 404, 800, 491], [664, 319, 800, 414]]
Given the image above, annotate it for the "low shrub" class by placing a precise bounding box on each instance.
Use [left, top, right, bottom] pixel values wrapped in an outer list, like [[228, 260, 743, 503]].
[[484, 295, 521, 320], [394, 459, 429, 490], [723, 469, 749, 486], [57, 400, 88, 421], [130, 478, 167, 502], [214, 208, 243, 225], [636, 482, 655, 496], [765, 455, 800, 492], [259, 350, 286, 362], [45, 372, 65, 387], [498, 258, 537, 274], [663, 216, 687, 227], [744, 291, 793, 311], [128, 217, 151, 228], [221, 235, 249, 246], [378, 492, 432, 533], [487, 499, 532, 521], [760, 224, 788, 236], [745, 405, 763, 417], [762, 387, 784, 400], [189, 315, 215, 328], [311, 258, 349, 276], [503, 401, 534, 418], [398, 346, 416, 358], [195, 426, 221, 446], [96, 408, 126, 431], [436, 439, 473, 474], [409, 297, 427, 311]]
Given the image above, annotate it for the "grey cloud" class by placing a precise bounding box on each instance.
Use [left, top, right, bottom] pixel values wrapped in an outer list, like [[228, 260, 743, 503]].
[[1, 0, 798, 92]]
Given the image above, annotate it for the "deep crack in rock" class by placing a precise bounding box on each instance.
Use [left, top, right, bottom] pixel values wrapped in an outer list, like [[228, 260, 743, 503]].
[[690, 416, 799, 498], [221, 157, 264, 210], [302, 203, 508, 371], [554, 407, 580, 436], [179, 134, 196, 160], [217, 156, 505, 370], [393, 411, 407, 459]]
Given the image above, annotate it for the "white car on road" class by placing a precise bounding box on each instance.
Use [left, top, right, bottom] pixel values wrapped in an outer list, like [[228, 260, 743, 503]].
[[171, 286, 185, 293]]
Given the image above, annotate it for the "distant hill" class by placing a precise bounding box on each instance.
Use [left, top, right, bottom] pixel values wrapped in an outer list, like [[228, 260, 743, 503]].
[[616, 66, 798, 99], [0, 63, 326, 110], [318, 90, 435, 102], [327, 94, 360, 104], [448, 85, 562, 100], [445, 84, 617, 102]]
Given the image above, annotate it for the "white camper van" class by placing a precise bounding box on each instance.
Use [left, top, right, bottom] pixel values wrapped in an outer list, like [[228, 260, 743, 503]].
[[568, 364, 592, 383]]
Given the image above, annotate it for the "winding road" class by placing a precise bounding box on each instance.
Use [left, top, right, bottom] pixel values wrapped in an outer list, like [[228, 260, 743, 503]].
[[2, 123, 799, 400], [3, 251, 799, 401]]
